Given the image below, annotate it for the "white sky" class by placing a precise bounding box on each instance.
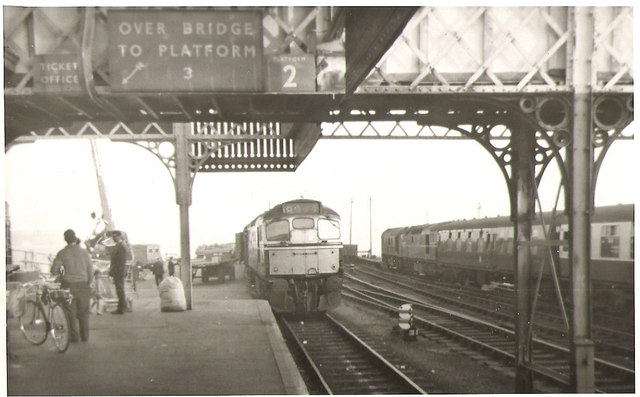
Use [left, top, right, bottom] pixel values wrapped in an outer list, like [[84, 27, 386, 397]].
[[4, 127, 637, 258]]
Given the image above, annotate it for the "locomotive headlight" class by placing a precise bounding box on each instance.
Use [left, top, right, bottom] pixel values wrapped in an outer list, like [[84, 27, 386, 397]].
[[273, 267, 279, 273], [331, 264, 336, 270]]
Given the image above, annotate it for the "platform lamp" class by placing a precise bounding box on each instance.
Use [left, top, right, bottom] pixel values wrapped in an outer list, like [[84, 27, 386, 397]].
[[397, 303, 418, 341]]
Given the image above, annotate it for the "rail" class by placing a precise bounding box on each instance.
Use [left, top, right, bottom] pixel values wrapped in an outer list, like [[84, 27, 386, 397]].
[[279, 313, 426, 394], [342, 271, 634, 393]]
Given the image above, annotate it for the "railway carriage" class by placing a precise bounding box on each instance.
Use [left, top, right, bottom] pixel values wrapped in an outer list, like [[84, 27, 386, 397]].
[[239, 199, 343, 314], [382, 204, 634, 311]]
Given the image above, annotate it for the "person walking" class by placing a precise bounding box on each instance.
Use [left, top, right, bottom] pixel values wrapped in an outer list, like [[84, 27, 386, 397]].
[[51, 229, 94, 342], [109, 232, 128, 314], [152, 260, 165, 287]]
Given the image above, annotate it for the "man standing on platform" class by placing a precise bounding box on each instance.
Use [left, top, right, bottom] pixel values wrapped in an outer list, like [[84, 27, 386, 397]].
[[109, 232, 128, 314], [168, 257, 176, 277], [51, 229, 94, 342]]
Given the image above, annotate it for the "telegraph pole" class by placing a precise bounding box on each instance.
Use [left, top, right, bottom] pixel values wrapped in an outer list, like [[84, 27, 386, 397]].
[[368, 197, 372, 257], [349, 198, 353, 244]]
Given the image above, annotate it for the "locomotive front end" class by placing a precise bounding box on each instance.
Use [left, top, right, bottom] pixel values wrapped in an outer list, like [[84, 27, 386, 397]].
[[244, 199, 343, 314]]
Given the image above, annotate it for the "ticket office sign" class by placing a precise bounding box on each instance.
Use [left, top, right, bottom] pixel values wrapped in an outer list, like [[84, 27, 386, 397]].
[[32, 54, 82, 93], [109, 10, 263, 91]]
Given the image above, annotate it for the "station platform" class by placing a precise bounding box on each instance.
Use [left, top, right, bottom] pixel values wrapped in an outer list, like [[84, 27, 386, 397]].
[[6, 276, 308, 395]]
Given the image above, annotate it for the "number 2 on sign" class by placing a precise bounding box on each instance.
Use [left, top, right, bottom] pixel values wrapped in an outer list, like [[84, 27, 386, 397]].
[[283, 64, 297, 88], [184, 67, 193, 80]]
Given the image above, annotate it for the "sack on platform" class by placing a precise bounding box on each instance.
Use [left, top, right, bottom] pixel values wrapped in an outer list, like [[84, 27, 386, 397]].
[[7, 284, 26, 319], [159, 276, 186, 312]]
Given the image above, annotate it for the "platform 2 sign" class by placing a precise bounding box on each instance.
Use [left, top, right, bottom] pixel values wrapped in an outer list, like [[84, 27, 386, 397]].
[[266, 54, 316, 92], [109, 10, 263, 91]]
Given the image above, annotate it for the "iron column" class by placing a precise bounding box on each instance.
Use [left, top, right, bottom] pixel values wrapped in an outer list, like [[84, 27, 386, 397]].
[[174, 122, 193, 310], [569, 6, 595, 392], [512, 123, 535, 393]]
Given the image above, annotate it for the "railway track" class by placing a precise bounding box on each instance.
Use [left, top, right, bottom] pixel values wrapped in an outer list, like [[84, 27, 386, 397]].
[[342, 272, 634, 393], [278, 313, 427, 394], [353, 260, 633, 333], [351, 265, 635, 365]]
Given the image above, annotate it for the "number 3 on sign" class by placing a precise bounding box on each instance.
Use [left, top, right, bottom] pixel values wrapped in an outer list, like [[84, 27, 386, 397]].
[[282, 64, 297, 88], [184, 66, 193, 80]]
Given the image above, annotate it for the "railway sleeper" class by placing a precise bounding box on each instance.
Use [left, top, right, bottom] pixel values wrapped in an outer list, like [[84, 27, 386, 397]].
[[315, 357, 370, 364], [336, 385, 399, 394], [304, 345, 359, 352], [321, 368, 389, 376]]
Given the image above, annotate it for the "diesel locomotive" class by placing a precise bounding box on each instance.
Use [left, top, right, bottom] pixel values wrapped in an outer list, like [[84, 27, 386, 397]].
[[381, 204, 634, 312], [237, 199, 343, 314]]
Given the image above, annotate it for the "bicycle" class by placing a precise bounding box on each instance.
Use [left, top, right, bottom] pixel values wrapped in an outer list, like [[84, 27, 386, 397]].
[[18, 278, 74, 353]]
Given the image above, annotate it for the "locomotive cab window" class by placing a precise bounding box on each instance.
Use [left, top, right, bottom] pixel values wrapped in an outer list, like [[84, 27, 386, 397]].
[[266, 220, 290, 241], [318, 219, 340, 240], [292, 218, 314, 229]]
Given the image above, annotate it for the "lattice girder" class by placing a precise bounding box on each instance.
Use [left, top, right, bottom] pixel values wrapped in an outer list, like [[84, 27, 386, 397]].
[[362, 6, 632, 94]]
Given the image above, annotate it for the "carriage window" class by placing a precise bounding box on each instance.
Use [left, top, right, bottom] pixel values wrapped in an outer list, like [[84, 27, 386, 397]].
[[292, 217, 314, 229], [266, 220, 289, 241], [561, 230, 570, 253], [600, 224, 620, 258], [318, 219, 340, 240]]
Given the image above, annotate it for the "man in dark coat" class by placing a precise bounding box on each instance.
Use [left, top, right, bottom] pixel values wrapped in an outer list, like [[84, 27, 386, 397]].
[[109, 232, 128, 314], [152, 261, 165, 287], [167, 257, 176, 277]]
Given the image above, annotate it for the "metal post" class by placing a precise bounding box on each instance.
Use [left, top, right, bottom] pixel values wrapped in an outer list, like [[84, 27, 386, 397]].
[[369, 197, 373, 257], [174, 123, 193, 310], [570, 7, 595, 392], [349, 198, 353, 245], [512, 124, 535, 393]]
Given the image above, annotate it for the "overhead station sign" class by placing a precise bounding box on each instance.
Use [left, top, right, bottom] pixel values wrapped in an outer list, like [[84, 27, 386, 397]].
[[266, 54, 316, 92], [32, 54, 82, 93], [109, 10, 263, 91]]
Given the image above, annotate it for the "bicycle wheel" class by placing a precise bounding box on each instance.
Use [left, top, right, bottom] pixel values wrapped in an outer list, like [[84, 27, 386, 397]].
[[19, 300, 48, 345], [49, 303, 70, 353]]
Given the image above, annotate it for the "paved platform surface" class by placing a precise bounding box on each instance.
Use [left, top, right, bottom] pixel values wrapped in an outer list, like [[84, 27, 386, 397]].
[[6, 276, 307, 395]]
